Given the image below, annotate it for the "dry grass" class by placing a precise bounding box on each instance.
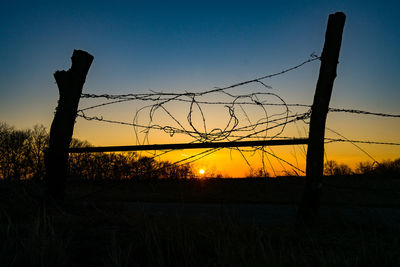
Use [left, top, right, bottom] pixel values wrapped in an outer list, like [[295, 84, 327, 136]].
[[67, 176, 400, 206], [1, 177, 400, 266]]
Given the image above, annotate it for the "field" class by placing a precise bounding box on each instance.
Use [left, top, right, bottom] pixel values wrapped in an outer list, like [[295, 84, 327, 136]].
[[1, 176, 400, 266], [66, 176, 400, 206]]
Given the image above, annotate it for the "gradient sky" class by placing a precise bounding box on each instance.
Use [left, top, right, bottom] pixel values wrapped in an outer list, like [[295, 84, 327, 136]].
[[1, 0, 399, 177]]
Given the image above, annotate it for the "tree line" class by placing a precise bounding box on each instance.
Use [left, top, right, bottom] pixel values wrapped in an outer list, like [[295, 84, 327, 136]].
[[323, 159, 400, 178], [0, 122, 194, 181], [0, 122, 399, 181]]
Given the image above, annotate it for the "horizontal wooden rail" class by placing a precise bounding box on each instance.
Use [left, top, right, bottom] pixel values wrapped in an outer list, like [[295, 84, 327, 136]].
[[69, 138, 309, 153]]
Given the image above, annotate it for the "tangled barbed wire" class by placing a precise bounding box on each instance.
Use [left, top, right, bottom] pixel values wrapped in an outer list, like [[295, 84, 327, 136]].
[[75, 54, 400, 174], [75, 56, 323, 174], [78, 56, 320, 145]]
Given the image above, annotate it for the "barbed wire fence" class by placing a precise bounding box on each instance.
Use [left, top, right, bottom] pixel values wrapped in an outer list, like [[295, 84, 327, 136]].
[[74, 55, 400, 176]]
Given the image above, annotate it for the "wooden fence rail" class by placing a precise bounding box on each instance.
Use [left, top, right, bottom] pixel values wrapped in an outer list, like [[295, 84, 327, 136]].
[[69, 138, 309, 153]]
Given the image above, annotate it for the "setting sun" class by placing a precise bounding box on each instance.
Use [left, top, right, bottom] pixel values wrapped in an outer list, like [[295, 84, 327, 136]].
[[199, 169, 205, 175]]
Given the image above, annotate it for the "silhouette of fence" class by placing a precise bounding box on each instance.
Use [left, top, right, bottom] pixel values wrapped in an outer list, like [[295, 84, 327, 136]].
[[45, 12, 399, 223]]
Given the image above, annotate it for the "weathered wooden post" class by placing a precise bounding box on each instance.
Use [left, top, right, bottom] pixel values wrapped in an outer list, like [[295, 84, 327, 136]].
[[296, 12, 346, 224], [45, 49, 93, 201]]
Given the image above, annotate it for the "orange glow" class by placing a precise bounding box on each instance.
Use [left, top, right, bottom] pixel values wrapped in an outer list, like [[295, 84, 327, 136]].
[[71, 105, 400, 178]]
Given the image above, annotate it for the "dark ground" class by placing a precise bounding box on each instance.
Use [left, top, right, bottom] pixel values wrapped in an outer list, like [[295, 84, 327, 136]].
[[1, 176, 400, 266]]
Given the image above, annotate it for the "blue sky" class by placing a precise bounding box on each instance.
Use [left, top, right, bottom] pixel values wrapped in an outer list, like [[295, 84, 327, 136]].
[[0, 0, 399, 174], [1, 1, 399, 119]]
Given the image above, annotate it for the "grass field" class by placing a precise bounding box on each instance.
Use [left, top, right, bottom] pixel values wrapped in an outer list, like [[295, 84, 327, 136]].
[[1, 176, 400, 266], [66, 176, 400, 206]]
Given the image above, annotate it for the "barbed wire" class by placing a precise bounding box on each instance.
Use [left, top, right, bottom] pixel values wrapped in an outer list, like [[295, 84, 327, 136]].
[[326, 127, 378, 164], [78, 56, 322, 145], [75, 56, 322, 175], [80, 55, 320, 102], [325, 138, 400, 146], [75, 55, 399, 176], [328, 108, 400, 118]]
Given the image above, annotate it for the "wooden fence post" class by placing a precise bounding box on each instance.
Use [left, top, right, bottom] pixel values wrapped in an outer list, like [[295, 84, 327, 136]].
[[45, 49, 93, 201], [296, 12, 346, 224]]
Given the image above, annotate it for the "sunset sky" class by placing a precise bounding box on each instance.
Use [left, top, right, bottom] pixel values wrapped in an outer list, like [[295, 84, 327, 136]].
[[1, 0, 399, 177]]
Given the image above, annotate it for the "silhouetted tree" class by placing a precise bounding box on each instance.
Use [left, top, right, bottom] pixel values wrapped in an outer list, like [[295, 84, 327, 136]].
[[373, 159, 400, 179], [0, 122, 13, 179], [1, 127, 31, 180], [355, 161, 375, 175], [246, 167, 270, 178], [324, 160, 352, 176], [28, 125, 49, 181]]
